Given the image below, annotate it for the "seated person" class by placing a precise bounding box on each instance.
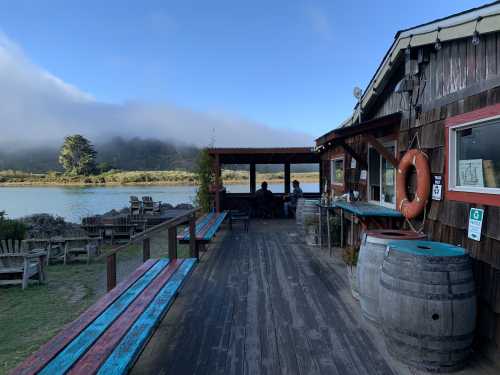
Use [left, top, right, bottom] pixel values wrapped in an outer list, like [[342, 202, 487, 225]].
[[254, 181, 274, 218], [284, 180, 303, 218]]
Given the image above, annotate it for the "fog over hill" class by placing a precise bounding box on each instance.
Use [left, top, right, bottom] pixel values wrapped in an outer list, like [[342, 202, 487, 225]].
[[0, 32, 314, 169], [0, 137, 200, 172]]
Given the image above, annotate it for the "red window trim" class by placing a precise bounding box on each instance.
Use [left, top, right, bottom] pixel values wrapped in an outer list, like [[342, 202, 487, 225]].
[[444, 103, 500, 207]]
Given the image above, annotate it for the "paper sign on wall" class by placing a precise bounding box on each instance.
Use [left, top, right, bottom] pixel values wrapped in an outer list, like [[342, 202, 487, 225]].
[[459, 159, 484, 187], [468, 208, 484, 241], [360, 170, 367, 180], [432, 175, 443, 201]]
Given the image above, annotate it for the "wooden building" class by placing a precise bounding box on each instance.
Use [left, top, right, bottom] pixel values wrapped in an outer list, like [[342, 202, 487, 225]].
[[316, 2, 500, 361], [208, 147, 322, 214]]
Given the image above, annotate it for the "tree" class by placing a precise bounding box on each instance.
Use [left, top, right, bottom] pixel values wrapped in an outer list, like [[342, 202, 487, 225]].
[[59, 135, 97, 175]]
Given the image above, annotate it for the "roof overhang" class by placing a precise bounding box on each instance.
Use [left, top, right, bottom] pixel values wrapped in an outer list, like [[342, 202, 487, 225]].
[[360, 1, 500, 115], [207, 147, 320, 164], [315, 112, 401, 148]]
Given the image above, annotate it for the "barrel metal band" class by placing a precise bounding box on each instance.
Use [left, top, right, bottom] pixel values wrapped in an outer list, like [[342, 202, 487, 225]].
[[380, 279, 476, 300]]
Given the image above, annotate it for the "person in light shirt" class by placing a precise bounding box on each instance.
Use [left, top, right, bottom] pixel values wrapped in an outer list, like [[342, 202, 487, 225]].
[[284, 180, 303, 218]]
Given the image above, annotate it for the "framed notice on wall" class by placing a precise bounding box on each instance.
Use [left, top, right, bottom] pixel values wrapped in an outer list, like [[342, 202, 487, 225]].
[[458, 159, 484, 187]]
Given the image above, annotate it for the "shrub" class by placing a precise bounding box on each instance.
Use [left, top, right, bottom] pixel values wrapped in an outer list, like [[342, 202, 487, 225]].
[[0, 214, 27, 241], [342, 246, 359, 267]]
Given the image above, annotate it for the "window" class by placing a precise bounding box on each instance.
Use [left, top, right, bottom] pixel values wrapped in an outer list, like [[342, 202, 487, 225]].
[[449, 117, 500, 194], [368, 141, 396, 207], [331, 158, 344, 185]]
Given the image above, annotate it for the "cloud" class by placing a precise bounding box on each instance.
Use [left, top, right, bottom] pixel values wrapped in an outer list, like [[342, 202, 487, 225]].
[[305, 5, 334, 42], [0, 33, 313, 151]]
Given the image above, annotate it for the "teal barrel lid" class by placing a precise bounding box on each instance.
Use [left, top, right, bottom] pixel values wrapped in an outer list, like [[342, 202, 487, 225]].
[[387, 240, 466, 257]]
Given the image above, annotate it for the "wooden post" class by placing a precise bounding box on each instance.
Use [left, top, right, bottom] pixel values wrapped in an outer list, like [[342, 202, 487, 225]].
[[215, 154, 221, 212], [107, 253, 117, 292], [319, 159, 324, 194], [250, 163, 256, 194], [189, 216, 198, 259], [284, 163, 291, 194], [168, 226, 178, 259], [142, 238, 150, 262]]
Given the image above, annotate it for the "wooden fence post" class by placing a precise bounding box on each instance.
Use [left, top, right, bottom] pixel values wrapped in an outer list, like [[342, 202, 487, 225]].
[[142, 238, 150, 262], [189, 216, 198, 259], [168, 226, 178, 259], [107, 253, 117, 292]]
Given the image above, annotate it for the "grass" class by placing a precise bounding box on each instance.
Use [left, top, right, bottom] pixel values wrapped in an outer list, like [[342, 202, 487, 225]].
[[0, 230, 189, 374], [0, 169, 319, 186]]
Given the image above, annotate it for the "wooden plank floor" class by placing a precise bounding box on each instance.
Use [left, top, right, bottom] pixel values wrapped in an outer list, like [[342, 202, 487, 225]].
[[130, 220, 499, 375]]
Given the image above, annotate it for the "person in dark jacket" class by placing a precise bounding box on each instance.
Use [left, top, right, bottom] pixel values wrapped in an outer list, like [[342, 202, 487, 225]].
[[255, 181, 274, 217]]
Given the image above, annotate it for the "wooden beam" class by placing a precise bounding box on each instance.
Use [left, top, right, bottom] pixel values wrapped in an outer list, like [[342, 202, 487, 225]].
[[363, 134, 399, 168], [250, 163, 256, 194], [284, 163, 291, 194], [338, 140, 367, 169]]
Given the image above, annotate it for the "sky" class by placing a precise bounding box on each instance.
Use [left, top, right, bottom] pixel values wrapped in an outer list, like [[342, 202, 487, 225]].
[[0, 0, 490, 148]]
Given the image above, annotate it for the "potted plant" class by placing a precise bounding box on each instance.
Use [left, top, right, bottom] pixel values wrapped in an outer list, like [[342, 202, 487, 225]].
[[303, 214, 320, 246], [343, 246, 360, 300]]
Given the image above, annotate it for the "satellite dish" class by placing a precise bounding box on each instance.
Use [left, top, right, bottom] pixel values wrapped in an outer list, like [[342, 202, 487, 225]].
[[353, 86, 363, 99]]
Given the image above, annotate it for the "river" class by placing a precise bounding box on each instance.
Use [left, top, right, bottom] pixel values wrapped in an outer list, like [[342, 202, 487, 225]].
[[0, 182, 319, 223]]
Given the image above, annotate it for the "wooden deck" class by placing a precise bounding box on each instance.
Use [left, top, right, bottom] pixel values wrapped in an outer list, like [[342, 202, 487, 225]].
[[131, 220, 499, 375]]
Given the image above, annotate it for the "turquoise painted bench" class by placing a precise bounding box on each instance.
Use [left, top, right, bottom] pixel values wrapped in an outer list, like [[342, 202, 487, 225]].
[[177, 211, 227, 245], [10, 257, 197, 375]]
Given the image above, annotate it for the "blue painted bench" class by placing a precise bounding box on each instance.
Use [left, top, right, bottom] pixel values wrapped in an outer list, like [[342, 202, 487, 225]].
[[177, 211, 227, 246], [11, 257, 197, 375]]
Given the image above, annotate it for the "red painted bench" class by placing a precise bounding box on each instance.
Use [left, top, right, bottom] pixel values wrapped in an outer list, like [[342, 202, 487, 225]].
[[10, 257, 197, 375]]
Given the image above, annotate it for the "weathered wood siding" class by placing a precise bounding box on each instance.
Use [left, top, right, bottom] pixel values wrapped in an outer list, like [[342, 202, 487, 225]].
[[364, 32, 500, 362]]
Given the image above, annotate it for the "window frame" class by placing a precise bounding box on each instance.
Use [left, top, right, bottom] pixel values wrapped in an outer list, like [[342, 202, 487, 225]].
[[444, 102, 500, 207], [448, 115, 500, 195], [367, 139, 397, 209], [330, 156, 345, 187]]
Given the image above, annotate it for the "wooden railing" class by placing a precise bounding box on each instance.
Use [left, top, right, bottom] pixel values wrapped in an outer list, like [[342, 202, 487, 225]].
[[104, 208, 200, 292]]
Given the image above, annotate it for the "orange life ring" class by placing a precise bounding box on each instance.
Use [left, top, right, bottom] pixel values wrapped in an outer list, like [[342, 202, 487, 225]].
[[396, 149, 431, 220]]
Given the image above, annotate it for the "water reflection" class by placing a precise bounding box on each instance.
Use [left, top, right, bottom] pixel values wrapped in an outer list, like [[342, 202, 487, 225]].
[[0, 182, 318, 223]]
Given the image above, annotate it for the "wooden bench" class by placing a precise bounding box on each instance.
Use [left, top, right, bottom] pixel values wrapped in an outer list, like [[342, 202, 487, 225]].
[[10, 257, 197, 375], [176, 211, 227, 250]]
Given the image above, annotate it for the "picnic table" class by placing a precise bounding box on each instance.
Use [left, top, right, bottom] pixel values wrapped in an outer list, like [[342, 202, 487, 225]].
[[318, 200, 403, 252]]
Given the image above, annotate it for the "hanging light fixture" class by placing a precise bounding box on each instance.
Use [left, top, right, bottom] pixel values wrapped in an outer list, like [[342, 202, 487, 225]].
[[434, 27, 442, 51], [472, 16, 482, 46], [405, 35, 413, 56], [472, 30, 480, 45]]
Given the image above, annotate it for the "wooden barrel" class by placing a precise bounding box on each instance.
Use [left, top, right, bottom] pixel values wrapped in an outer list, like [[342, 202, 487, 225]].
[[295, 199, 319, 231], [379, 240, 476, 372], [357, 230, 426, 324]]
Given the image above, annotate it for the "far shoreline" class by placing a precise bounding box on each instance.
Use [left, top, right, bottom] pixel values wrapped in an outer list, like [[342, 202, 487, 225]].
[[0, 176, 319, 188]]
